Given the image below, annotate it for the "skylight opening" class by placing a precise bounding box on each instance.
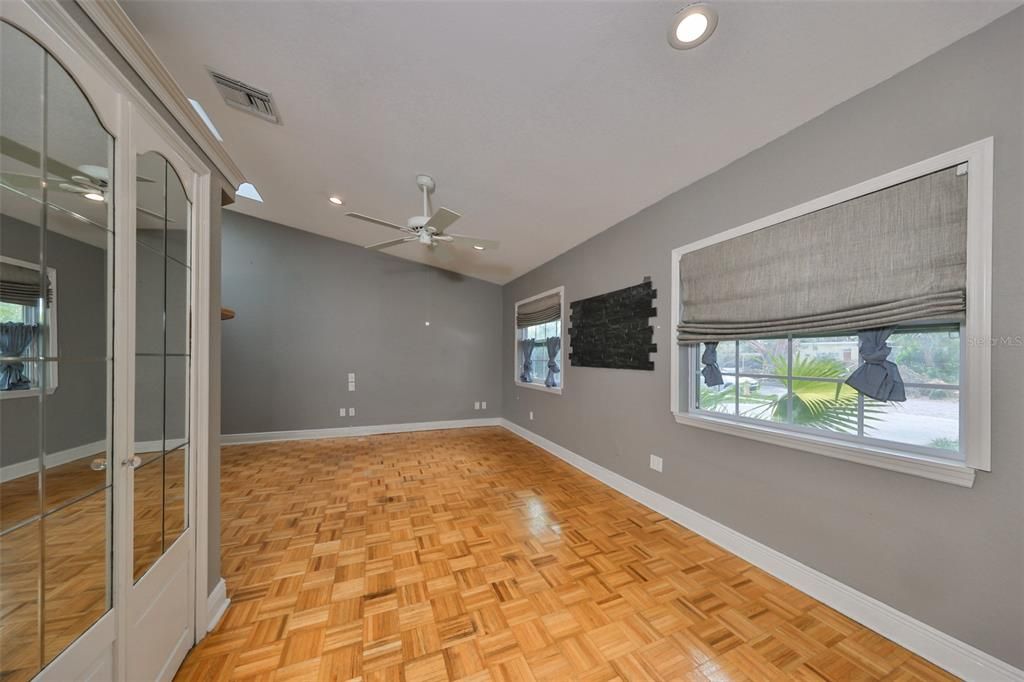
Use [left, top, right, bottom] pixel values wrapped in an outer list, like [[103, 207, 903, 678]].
[[189, 98, 224, 142], [237, 182, 263, 202]]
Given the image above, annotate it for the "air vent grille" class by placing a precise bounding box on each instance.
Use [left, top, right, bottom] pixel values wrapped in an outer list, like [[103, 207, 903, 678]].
[[208, 70, 281, 124]]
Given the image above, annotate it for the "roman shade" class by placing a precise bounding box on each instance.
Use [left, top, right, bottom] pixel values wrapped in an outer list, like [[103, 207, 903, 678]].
[[516, 292, 561, 328], [677, 166, 967, 343], [0, 261, 51, 307]]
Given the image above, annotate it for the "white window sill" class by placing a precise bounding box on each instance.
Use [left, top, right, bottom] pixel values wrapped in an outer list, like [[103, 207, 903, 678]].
[[0, 387, 56, 400], [673, 411, 975, 487], [516, 380, 563, 395]]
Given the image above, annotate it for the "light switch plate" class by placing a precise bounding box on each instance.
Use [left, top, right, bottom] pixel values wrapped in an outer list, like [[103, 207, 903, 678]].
[[650, 454, 663, 472], [474, 401, 481, 410], [347, 373, 355, 381], [529, 411, 534, 420], [481, 401, 487, 410], [348, 407, 355, 416]]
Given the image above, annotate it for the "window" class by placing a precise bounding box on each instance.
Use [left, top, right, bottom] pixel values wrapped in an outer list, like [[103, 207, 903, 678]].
[[694, 327, 961, 456], [514, 286, 565, 394], [0, 256, 58, 396], [670, 139, 993, 486]]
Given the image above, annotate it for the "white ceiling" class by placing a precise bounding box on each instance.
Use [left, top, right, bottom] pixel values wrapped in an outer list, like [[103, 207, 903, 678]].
[[122, 0, 1018, 284]]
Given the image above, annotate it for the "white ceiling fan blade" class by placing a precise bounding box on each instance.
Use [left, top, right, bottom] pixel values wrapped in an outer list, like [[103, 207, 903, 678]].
[[346, 212, 410, 232], [366, 236, 415, 251], [446, 233, 500, 250], [424, 207, 460, 234]]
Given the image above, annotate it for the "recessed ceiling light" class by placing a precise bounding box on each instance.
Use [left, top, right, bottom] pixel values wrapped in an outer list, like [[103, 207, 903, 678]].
[[668, 4, 718, 50], [83, 192, 104, 202], [473, 244, 485, 251], [424, 321, 431, 326], [329, 196, 344, 205]]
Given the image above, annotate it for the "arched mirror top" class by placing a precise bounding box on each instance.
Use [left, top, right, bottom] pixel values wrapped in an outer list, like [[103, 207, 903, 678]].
[[132, 124, 196, 205], [136, 150, 192, 266], [2, 19, 115, 237]]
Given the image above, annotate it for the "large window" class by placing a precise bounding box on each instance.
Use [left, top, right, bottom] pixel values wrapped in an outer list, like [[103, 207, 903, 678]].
[[514, 286, 564, 394], [670, 140, 992, 486], [695, 327, 961, 456]]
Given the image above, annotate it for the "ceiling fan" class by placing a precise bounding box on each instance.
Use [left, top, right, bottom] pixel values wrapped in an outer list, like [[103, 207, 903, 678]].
[[346, 174, 499, 252]]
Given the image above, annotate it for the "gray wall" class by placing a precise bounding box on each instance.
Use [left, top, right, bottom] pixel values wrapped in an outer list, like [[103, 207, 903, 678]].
[[502, 8, 1024, 667], [221, 211, 502, 435], [1, 214, 107, 467]]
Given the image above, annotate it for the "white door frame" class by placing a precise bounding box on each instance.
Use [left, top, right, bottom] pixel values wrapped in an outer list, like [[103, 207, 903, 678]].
[[1, 0, 213, 678]]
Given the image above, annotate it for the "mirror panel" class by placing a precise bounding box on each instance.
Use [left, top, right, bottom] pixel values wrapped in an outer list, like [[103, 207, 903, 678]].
[[43, 488, 110, 662], [163, 447, 186, 549], [132, 456, 162, 581], [165, 171, 189, 266], [132, 155, 190, 583], [1, 22, 114, 676], [1, 21, 44, 205], [0, 520, 42, 680]]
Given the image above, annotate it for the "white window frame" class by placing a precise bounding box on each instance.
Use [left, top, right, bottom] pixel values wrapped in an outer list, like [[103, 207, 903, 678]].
[[0, 255, 58, 399], [670, 139, 993, 487], [513, 285, 566, 395]]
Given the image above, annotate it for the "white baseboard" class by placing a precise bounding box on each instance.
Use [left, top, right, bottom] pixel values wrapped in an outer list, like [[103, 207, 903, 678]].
[[499, 419, 1023, 682], [221, 418, 502, 445], [206, 578, 230, 632]]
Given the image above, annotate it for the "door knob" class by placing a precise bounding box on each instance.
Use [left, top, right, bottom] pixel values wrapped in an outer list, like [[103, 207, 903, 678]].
[[90, 458, 107, 471], [123, 455, 143, 469]]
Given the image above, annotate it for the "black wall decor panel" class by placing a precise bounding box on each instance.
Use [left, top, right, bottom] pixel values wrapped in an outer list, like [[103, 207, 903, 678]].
[[569, 279, 657, 370]]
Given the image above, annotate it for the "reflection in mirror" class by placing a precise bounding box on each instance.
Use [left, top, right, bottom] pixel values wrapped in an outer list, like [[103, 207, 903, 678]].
[[136, 241, 164, 356], [132, 457, 162, 581], [136, 151, 165, 254], [164, 448, 186, 549], [43, 360, 109, 512], [43, 488, 109, 662], [166, 170, 189, 265], [0, 521, 41, 680], [45, 54, 111, 231], [132, 153, 190, 583], [166, 258, 189, 356], [1, 20, 114, 678], [1, 21, 44, 205]]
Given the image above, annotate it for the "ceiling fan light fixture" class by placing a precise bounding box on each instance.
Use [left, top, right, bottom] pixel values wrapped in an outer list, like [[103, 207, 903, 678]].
[[668, 4, 718, 50], [83, 192, 105, 202], [329, 195, 344, 205]]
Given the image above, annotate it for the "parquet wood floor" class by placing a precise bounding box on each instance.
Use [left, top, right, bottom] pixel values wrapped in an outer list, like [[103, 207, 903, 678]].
[[175, 427, 956, 682]]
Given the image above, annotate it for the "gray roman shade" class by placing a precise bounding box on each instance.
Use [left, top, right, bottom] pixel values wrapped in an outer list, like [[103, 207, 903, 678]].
[[677, 166, 967, 343], [0, 261, 51, 307], [516, 292, 561, 328]]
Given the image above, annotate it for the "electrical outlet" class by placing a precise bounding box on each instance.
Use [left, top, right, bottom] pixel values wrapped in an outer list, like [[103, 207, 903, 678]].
[[474, 401, 481, 410], [529, 411, 534, 421], [348, 407, 356, 416], [348, 382, 356, 392], [650, 454, 663, 472], [339, 408, 346, 417], [481, 401, 487, 410]]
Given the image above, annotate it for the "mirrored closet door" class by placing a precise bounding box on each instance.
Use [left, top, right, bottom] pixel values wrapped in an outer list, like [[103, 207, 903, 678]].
[[1, 19, 115, 681], [1, 3, 209, 680]]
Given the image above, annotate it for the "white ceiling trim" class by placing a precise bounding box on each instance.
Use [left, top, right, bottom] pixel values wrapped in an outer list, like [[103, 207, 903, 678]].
[[75, 0, 246, 189]]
